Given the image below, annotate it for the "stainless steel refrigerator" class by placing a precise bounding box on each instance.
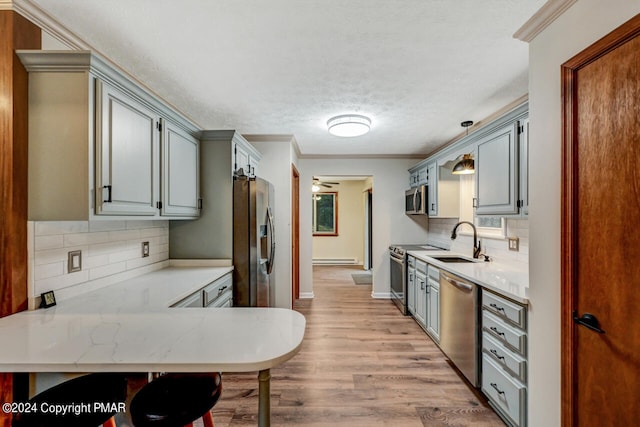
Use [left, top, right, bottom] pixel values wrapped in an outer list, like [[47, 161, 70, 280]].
[[233, 175, 275, 307]]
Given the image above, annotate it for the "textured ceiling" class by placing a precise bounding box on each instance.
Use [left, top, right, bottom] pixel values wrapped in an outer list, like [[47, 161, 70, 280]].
[[30, 0, 545, 156]]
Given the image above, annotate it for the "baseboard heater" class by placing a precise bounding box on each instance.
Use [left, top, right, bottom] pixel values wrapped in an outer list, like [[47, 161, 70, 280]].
[[312, 258, 359, 265]]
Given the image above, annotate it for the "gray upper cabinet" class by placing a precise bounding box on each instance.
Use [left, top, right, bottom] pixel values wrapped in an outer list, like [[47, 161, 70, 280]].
[[18, 50, 201, 220], [161, 119, 200, 217], [95, 79, 160, 216], [519, 117, 529, 216], [474, 123, 519, 215], [408, 164, 427, 188], [426, 161, 438, 216], [234, 138, 261, 178]]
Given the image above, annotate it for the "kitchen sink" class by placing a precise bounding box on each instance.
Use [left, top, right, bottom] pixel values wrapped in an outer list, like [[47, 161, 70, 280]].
[[431, 256, 477, 263]]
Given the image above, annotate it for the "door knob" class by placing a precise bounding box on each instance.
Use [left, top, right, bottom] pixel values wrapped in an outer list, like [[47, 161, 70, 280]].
[[573, 311, 605, 334]]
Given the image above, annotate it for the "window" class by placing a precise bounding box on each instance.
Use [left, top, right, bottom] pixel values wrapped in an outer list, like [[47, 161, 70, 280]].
[[312, 192, 338, 236], [475, 216, 507, 239]]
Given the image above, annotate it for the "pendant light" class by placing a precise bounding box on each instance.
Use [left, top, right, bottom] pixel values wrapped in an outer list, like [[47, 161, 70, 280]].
[[452, 121, 475, 175]]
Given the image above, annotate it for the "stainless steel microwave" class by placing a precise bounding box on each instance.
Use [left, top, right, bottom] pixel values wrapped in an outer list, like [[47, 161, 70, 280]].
[[405, 185, 428, 215]]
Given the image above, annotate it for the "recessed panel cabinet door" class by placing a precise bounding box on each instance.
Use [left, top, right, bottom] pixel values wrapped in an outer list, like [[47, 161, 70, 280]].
[[475, 124, 518, 215], [95, 80, 160, 215], [161, 120, 200, 217]]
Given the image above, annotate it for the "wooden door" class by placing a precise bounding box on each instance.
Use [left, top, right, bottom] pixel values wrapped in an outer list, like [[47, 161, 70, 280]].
[[561, 14, 640, 427], [291, 164, 300, 305]]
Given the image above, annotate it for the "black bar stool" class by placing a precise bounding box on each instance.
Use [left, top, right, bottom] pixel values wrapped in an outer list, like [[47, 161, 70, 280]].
[[12, 373, 127, 427], [130, 373, 222, 427]]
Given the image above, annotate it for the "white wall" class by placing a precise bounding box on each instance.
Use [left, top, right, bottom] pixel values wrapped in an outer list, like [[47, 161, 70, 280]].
[[247, 137, 296, 309], [527, 2, 640, 426], [312, 179, 366, 264], [299, 158, 429, 298]]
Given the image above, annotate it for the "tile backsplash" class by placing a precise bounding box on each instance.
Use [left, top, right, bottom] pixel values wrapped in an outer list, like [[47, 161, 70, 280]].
[[28, 220, 169, 304], [428, 218, 529, 265]]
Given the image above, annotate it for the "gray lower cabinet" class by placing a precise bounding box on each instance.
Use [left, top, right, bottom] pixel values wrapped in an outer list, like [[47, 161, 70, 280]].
[[414, 260, 428, 327], [426, 265, 440, 342], [407, 256, 417, 315], [171, 272, 233, 308], [203, 272, 233, 307], [481, 289, 528, 427]]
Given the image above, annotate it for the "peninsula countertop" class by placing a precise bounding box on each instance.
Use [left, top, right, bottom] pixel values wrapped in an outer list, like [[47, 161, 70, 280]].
[[0, 265, 306, 373]]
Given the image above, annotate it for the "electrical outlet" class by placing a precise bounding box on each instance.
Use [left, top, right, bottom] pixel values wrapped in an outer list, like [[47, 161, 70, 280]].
[[142, 241, 150, 257], [68, 250, 82, 273], [508, 237, 519, 252]]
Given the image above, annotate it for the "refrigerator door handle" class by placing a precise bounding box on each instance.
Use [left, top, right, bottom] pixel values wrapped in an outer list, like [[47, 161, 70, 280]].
[[266, 207, 275, 274]]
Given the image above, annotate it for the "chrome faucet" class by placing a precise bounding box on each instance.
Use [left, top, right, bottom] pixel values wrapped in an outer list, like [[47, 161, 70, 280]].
[[451, 221, 481, 259]]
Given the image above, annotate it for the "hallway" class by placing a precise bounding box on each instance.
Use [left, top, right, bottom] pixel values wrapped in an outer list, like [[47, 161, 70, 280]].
[[214, 266, 504, 426]]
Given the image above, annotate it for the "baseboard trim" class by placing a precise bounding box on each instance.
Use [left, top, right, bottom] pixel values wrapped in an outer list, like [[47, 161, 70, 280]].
[[371, 292, 392, 299]]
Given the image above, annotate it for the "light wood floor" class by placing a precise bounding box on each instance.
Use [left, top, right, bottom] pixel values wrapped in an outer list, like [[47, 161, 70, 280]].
[[213, 266, 505, 426]]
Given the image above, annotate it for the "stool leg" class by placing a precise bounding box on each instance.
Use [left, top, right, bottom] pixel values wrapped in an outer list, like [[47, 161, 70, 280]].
[[202, 411, 215, 427], [103, 417, 117, 427]]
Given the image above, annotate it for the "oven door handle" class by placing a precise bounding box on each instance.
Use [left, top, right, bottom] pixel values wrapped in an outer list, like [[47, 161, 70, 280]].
[[390, 255, 404, 265]]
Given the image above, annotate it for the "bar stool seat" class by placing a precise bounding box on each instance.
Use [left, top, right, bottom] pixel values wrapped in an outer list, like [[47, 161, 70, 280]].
[[12, 373, 127, 427], [130, 373, 222, 427]]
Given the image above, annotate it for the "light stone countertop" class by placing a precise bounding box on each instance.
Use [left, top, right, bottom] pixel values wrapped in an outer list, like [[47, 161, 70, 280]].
[[406, 250, 529, 303], [0, 265, 306, 373]]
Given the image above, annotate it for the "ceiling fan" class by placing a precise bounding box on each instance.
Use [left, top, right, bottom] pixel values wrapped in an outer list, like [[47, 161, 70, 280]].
[[312, 177, 339, 192], [313, 177, 339, 188]]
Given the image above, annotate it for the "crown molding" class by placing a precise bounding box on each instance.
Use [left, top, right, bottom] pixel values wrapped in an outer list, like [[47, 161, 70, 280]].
[[0, 1, 14, 11], [244, 134, 294, 143], [514, 0, 578, 42], [12, 0, 89, 49], [298, 153, 427, 160]]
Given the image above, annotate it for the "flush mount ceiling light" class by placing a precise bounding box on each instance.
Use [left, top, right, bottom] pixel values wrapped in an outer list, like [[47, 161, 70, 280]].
[[327, 114, 371, 137]]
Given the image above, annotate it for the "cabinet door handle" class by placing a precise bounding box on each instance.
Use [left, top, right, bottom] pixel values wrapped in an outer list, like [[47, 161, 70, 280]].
[[489, 303, 505, 312], [489, 326, 505, 336], [473, 197, 478, 208], [489, 348, 505, 360], [103, 185, 112, 203], [490, 383, 505, 395]]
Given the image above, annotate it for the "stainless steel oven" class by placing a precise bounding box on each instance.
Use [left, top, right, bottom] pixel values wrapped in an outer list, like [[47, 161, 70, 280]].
[[389, 244, 445, 315], [389, 247, 407, 314]]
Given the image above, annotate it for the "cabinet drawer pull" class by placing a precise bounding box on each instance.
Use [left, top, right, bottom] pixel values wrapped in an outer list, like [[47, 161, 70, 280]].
[[489, 303, 505, 312], [218, 285, 228, 294], [490, 382, 505, 395], [489, 348, 505, 360], [489, 326, 505, 336]]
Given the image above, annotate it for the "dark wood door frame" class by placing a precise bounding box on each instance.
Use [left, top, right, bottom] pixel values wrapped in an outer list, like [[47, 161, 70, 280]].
[[291, 164, 300, 305], [561, 13, 640, 427], [0, 10, 41, 427]]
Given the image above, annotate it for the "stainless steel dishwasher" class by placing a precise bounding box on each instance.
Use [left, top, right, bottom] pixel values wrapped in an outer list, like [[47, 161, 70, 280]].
[[439, 270, 479, 386]]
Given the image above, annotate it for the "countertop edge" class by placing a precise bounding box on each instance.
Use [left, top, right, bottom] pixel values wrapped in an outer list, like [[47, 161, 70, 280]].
[[406, 250, 529, 304]]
